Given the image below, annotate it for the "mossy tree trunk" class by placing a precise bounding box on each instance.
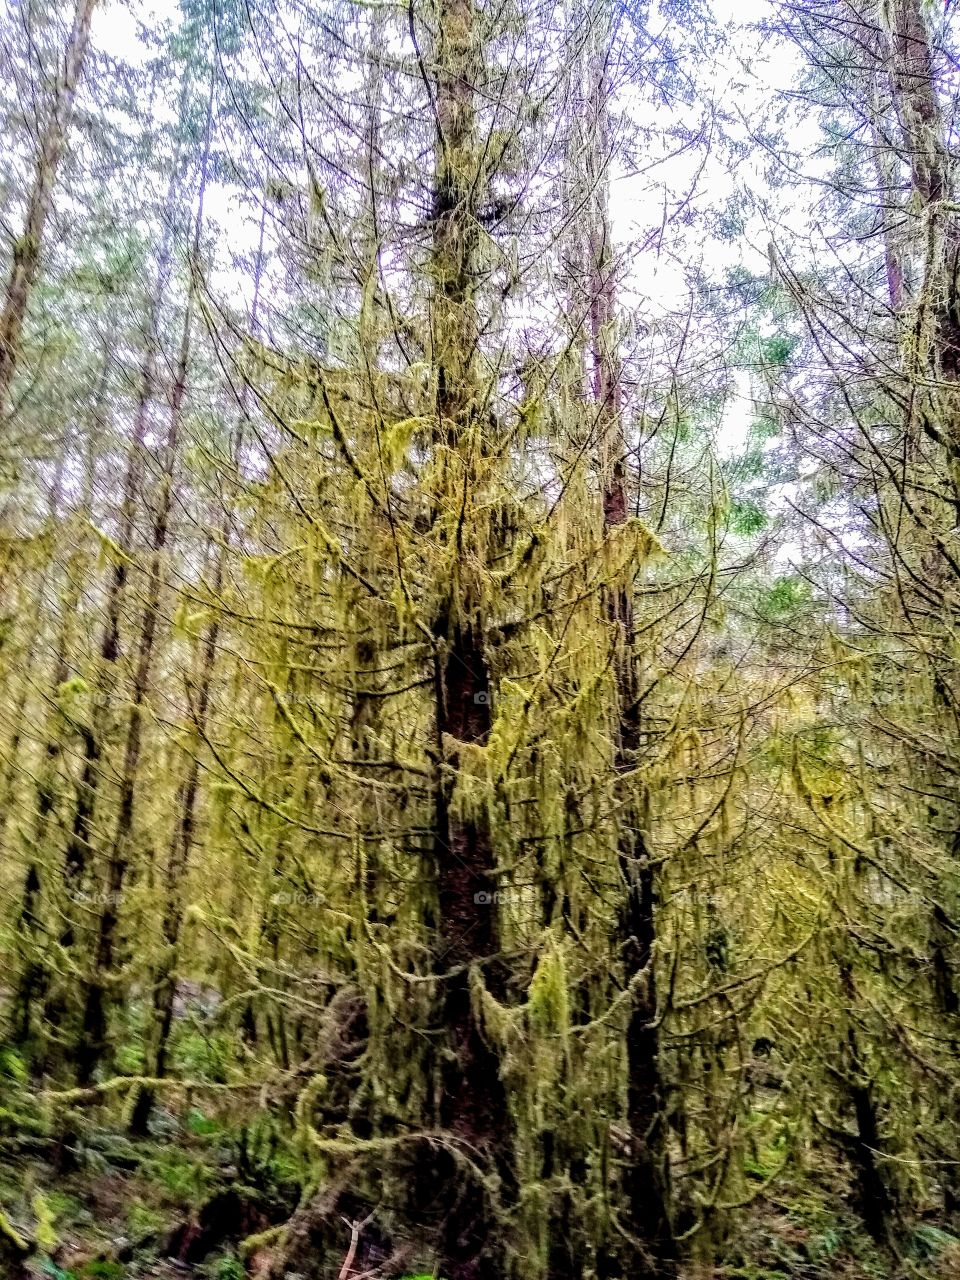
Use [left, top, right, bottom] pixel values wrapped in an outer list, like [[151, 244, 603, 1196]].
[[584, 38, 676, 1280], [421, 0, 513, 1273], [75, 75, 215, 1088]]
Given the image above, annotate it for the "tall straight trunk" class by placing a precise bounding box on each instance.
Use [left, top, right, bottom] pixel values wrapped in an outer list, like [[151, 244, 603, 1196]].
[[885, 0, 960, 1028], [74, 76, 215, 1087], [0, 0, 98, 419], [130, 195, 265, 1132], [127, 558, 221, 1130], [74, 472, 175, 1083], [49, 128, 188, 991], [9, 355, 105, 1047], [418, 0, 510, 1274], [47, 263, 167, 1049], [352, 14, 387, 924], [865, 45, 905, 313], [887, 0, 960, 444], [584, 42, 676, 1280]]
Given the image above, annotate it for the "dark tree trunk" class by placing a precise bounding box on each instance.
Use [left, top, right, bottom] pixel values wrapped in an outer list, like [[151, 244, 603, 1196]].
[[845, 1023, 896, 1247], [75, 74, 215, 1087], [416, 0, 513, 1272], [43, 252, 167, 1065], [426, 621, 507, 1280], [585, 42, 676, 1280]]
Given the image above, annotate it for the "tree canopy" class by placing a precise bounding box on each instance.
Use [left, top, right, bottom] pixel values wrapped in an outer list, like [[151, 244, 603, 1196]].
[[1, 1, 960, 1278]]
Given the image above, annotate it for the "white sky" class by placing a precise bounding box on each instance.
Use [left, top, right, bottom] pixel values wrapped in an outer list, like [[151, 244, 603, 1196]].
[[95, 0, 808, 457]]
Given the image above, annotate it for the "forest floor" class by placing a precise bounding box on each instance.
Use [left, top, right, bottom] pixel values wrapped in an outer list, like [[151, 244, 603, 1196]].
[[0, 1038, 958, 1280], [2, 1116, 960, 1280]]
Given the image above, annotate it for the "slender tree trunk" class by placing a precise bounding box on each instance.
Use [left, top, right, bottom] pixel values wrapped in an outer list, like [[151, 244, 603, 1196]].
[[865, 50, 905, 312], [75, 77, 215, 1086], [0, 0, 98, 420], [887, 0, 960, 430], [44, 287, 159, 1058], [128, 578, 220, 1131], [130, 191, 264, 1131], [74, 500, 173, 1084], [9, 355, 106, 1048], [584, 41, 676, 1280], [0, 439, 71, 850]]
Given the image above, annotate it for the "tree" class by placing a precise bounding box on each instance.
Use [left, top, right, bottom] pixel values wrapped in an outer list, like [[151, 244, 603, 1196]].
[[0, 0, 99, 429]]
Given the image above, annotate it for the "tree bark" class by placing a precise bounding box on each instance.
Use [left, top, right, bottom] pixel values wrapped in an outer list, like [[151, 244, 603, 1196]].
[[9, 357, 105, 1050], [585, 41, 676, 1280], [887, 1, 960, 410], [420, 0, 512, 1273], [130, 190, 264, 1132], [0, 0, 98, 420], [75, 75, 215, 1087]]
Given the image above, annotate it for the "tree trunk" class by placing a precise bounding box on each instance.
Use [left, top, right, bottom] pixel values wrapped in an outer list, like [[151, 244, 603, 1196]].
[[417, 0, 512, 1273], [885, 0, 960, 1074], [9, 359, 104, 1050], [43, 280, 160, 1065], [0, 0, 98, 420], [585, 42, 676, 1280], [75, 78, 214, 1086], [128, 604, 218, 1133], [886, 0, 960, 439], [130, 185, 261, 1133]]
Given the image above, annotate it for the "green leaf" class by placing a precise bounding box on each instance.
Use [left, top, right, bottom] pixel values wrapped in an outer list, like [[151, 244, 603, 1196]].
[[730, 500, 767, 536], [33, 1191, 58, 1254], [760, 334, 796, 368], [0, 1046, 27, 1084]]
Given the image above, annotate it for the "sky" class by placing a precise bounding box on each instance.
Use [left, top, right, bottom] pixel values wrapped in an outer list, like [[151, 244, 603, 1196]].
[[96, 0, 804, 296], [94, 0, 807, 457]]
